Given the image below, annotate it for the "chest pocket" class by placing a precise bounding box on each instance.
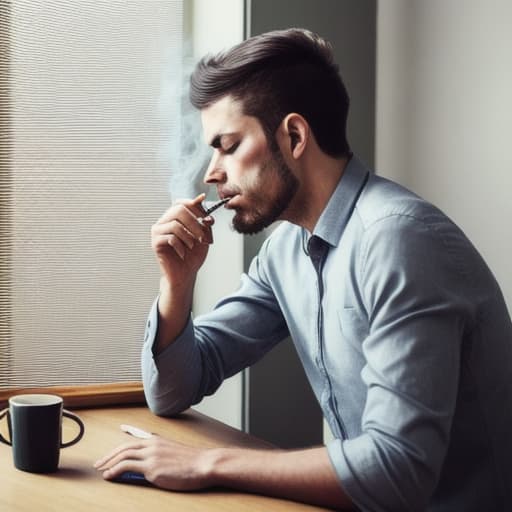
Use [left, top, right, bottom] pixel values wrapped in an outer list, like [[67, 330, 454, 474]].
[[337, 307, 369, 349]]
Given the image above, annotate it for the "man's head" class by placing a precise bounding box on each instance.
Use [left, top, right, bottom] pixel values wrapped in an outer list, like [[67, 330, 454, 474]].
[[190, 28, 350, 158]]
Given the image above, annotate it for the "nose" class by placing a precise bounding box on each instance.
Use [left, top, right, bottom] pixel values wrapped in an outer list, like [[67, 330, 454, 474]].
[[203, 152, 226, 185]]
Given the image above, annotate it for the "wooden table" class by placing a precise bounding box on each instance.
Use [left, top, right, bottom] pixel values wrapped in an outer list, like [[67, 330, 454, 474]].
[[0, 405, 331, 511]]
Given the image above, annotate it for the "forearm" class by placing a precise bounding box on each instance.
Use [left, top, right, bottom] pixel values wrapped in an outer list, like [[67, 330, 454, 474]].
[[205, 445, 354, 510], [96, 435, 354, 509], [154, 275, 195, 354]]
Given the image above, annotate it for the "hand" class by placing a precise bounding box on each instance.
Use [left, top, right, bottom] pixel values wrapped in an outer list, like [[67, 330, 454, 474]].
[[95, 437, 353, 509], [151, 193, 213, 285], [94, 436, 214, 491]]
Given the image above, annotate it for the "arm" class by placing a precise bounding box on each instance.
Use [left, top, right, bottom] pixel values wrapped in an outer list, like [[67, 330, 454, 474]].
[[149, 193, 213, 354], [142, 222, 303, 418], [142, 251, 290, 416], [206, 445, 354, 509], [95, 437, 355, 510], [329, 212, 472, 511]]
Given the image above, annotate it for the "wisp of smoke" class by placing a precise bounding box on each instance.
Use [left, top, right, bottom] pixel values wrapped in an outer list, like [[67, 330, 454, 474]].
[[159, 47, 213, 201]]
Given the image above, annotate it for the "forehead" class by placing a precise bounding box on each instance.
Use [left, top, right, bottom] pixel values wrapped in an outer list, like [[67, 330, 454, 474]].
[[200, 95, 262, 144]]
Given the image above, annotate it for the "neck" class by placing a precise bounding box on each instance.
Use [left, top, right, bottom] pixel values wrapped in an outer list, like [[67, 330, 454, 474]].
[[286, 153, 349, 233]]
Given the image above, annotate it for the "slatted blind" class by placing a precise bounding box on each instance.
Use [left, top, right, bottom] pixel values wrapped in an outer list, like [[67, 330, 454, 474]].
[[0, 0, 184, 388]]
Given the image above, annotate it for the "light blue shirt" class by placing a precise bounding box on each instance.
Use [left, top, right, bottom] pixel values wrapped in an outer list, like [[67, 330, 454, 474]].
[[142, 156, 512, 511]]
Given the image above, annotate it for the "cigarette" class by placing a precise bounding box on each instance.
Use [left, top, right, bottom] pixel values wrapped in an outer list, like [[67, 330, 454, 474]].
[[120, 424, 153, 439], [198, 197, 230, 225], [203, 197, 230, 216]]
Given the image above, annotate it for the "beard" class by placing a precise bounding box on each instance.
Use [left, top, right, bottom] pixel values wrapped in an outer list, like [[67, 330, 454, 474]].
[[231, 144, 299, 235]]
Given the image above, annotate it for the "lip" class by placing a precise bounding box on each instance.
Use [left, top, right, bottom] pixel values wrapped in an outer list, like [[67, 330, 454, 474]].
[[224, 195, 241, 208]]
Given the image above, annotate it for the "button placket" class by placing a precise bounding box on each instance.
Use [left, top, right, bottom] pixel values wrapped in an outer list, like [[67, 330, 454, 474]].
[[308, 235, 346, 439]]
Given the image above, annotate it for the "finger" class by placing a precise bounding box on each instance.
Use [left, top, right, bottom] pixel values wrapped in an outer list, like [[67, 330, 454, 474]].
[[154, 220, 202, 248], [152, 235, 196, 263], [156, 203, 197, 226], [174, 193, 206, 208], [96, 447, 145, 472], [169, 193, 206, 219], [101, 459, 147, 481], [155, 206, 209, 244], [152, 224, 195, 252], [94, 441, 146, 469], [167, 234, 187, 260], [197, 217, 214, 244], [192, 192, 207, 208], [197, 215, 214, 227]]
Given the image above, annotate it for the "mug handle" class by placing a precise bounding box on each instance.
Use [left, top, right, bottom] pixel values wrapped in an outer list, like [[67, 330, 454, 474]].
[[0, 408, 12, 446], [61, 410, 85, 448]]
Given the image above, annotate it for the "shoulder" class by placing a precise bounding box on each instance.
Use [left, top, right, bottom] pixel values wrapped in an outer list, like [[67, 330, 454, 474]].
[[352, 174, 477, 276], [355, 174, 443, 230]]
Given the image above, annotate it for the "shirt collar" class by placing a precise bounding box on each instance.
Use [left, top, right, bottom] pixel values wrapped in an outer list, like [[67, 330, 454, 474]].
[[310, 155, 370, 248]]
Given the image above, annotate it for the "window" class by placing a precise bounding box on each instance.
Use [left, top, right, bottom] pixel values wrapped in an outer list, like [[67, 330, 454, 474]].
[[0, 0, 184, 405]]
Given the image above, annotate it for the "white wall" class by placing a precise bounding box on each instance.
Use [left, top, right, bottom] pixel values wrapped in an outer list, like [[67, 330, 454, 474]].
[[376, 0, 512, 312], [189, 0, 245, 429]]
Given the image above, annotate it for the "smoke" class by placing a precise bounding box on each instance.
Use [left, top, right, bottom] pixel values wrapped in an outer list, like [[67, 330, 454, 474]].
[[159, 47, 213, 201]]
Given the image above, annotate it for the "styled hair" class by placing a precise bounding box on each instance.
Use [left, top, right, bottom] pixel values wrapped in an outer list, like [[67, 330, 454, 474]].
[[190, 28, 350, 157]]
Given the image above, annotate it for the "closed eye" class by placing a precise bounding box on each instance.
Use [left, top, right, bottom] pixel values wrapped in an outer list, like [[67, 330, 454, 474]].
[[223, 141, 240, 155]]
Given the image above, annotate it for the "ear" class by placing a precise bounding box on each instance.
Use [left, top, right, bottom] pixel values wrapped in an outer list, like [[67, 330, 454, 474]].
[[279, 113, 309, 159]]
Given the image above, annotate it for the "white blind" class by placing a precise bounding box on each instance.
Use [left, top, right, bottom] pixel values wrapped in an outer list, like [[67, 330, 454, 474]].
[[0, 0, 183, 387]]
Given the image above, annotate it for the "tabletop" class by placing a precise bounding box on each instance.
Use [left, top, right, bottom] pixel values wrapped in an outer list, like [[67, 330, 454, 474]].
[[0, 405, 331, 512]]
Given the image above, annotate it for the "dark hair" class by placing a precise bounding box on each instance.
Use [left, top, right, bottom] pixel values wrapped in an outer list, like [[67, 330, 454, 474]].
[[190, 28, 350, 157]]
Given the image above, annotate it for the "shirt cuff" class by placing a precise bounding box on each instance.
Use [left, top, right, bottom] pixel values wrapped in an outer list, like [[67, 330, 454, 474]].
[[327, 438, 366, 510], [141, 297, 199, 416]]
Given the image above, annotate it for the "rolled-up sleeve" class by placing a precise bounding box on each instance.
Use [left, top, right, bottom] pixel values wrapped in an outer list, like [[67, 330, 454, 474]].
[[141, 246, 289, 417], [142, 300, 203, 416]]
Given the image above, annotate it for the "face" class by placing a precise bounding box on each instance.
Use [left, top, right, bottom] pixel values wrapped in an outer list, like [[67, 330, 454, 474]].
[[202, 96, 298, 235]]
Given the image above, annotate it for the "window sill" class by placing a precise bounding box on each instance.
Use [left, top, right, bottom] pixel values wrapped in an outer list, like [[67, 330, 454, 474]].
[[0, 381, 145, 409]]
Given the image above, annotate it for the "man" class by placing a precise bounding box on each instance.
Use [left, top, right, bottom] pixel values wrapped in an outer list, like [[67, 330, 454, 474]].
[[95, 29, 512, 510]]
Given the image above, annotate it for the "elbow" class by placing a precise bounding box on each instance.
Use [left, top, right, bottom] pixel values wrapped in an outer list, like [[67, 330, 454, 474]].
[[141, 356, 195, 417], [142, 373, 193, 417], [144, 390, 189, 417]]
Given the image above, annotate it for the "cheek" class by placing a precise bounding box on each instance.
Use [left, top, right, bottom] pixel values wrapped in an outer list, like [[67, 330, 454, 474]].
[[236, 171, 260, 198], [242, 145, 266, 169], [233, 145, 269, 185]]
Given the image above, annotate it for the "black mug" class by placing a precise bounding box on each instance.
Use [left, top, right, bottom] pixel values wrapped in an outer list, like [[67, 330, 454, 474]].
[[0, 394, 85, 473]]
